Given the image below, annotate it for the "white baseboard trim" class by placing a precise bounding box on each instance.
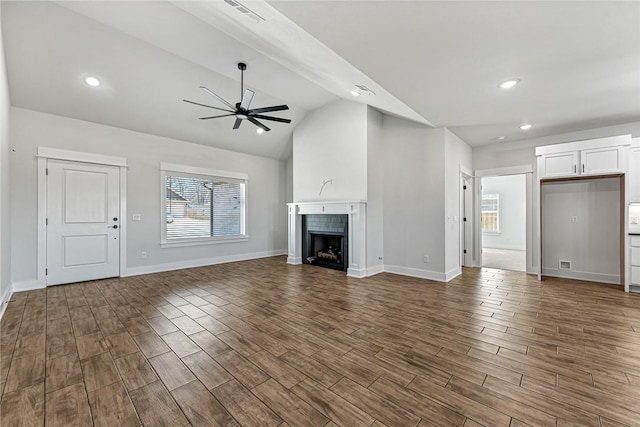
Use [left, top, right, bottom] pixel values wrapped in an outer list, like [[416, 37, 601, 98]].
[[366, 264, 385, 277], [122, 250, 287, 277], [445, 267, 462, 281], [287, 256, 302, 265], [347, 267, 367, 278], [12, 279, 46, 292], [383, 264, 448, 282], [483, 244, 526, 251], [542, 268, 621, 285], [0, 286, 13, 320]]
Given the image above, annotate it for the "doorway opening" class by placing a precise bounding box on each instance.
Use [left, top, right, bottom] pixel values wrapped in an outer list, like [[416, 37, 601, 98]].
[[540, 175, 623, 285], [481, 174, 526, 272]]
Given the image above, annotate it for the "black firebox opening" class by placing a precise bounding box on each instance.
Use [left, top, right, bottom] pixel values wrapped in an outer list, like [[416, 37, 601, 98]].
[[302, 215, 348, 272]]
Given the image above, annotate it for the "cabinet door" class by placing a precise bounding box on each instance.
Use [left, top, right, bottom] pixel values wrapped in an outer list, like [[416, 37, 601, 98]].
[[580, 146, 623, 175], [629, 147, 640, 202], [540, 152, 578, 178]]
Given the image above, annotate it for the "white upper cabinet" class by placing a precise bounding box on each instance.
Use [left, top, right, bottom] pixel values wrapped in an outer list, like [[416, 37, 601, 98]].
[[580, 146, 623, 175], [539, 152, 579, 178], [536, 135, 630, 180]]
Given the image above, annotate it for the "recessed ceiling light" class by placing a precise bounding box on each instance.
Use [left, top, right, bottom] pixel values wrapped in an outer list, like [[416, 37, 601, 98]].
[[256, 127, 264, 134], [350, 89, 361, 97], [84, 76, 100, 87], [498, 136, 506, 140], [519, 124, 532, 130], [498, 79, 520, 89]]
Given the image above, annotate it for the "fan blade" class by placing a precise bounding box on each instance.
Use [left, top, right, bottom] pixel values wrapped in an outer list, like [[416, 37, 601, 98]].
[[183, 99, 234, 113], [199, 113, 237, 120], [200, 86, 236, 110], [233, 118, 243, 130], [248, 117, 270, 132], [248, 104, 289, 114], [251, 114, 291, 124], [240, 89, 254, 110]]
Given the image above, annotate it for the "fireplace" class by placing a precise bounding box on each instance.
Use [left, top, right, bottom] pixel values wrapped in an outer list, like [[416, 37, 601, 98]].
[[302, 214, 348, 271], [287, 201, 367, 278]]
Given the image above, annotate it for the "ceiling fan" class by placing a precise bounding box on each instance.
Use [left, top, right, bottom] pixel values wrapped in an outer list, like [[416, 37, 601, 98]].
[[183, 62, 291, 133]]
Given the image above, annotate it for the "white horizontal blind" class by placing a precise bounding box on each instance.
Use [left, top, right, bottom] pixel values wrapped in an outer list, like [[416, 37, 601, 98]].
[[165, 174, 246, 240]]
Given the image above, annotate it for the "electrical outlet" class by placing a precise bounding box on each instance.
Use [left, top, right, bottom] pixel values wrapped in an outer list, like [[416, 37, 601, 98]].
[[140, 251, 147, 259], [378, 256, 383, 260], [423, 255, 430, 263], [571, 216, 578, 223], [132, 214, 141, 221]]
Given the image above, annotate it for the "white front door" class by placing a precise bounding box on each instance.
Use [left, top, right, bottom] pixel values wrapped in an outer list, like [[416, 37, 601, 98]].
[[47, 160, 120, 286]]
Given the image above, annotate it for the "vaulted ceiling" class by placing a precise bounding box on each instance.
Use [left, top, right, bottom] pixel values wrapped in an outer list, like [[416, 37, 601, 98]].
[[2, 1, 638, 159]]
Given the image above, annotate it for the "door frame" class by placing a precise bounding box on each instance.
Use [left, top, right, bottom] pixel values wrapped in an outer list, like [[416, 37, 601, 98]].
[[36, 147, 128, 287], [475, 165, 533, 273], [459, 167, 473, 267]]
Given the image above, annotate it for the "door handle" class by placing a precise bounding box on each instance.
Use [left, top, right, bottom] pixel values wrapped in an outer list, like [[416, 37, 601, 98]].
[[111, 225, 118, 229]]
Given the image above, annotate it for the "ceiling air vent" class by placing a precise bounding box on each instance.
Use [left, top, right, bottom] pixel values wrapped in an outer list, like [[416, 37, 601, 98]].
[[559, 260, 572, 270], [354, 84, 376, 96], [224, 0, 265, 23]]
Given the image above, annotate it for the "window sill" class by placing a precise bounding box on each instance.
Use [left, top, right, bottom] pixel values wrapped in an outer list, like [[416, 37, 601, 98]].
[[161, 236, 249, 248], [482, 231, 501, 236]]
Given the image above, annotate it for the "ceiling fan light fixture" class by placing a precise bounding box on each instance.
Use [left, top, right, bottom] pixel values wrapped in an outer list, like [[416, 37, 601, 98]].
[[498, 79, 520, 89], [519, 123, 532, 130], [84, 76, 100, 87], [256, 127, 264, 134], [184, 62, 291, 133]]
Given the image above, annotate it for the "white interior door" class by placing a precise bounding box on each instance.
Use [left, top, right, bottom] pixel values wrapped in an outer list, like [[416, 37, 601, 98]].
[[47, 160, 120, 286]]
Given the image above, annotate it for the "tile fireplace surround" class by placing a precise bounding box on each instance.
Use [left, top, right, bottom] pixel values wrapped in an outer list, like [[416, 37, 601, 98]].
[[287, 201, 367, 278]]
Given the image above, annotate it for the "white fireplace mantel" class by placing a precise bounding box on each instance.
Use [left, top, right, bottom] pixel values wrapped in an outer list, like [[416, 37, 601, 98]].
[[287, 201, 367, 278]]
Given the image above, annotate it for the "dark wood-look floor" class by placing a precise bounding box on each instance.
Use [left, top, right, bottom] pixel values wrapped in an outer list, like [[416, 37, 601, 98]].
[[1, 257, 640, 427]]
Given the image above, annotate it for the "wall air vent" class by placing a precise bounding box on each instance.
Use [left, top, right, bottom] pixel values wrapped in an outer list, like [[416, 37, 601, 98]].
[[224, 0, 265, 23], [559, 260, 572, 270]]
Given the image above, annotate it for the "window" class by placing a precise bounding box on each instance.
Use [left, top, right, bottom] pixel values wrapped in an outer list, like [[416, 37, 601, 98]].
[[161, 163, 247, 246], [481, 194, 499, 233]]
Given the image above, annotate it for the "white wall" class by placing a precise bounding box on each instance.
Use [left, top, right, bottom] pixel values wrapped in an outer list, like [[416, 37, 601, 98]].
[[474, 122, 640, 172], [0, 12, 11, 307], [542, 178, 621, 283], [382, 116, 447, 276], [10, 108, 288, 283], [293, 99, 367, 202], [482, 174, 526, 251], [444, 129, 472, 275], [366, 107, 384, 272], [285, 155, 293, 204], [474, 121, 640, 274]]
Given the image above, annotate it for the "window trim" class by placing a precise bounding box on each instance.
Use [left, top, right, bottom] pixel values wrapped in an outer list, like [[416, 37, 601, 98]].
[[481, 193, 500, 234], [160, 163, 249, 248]]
